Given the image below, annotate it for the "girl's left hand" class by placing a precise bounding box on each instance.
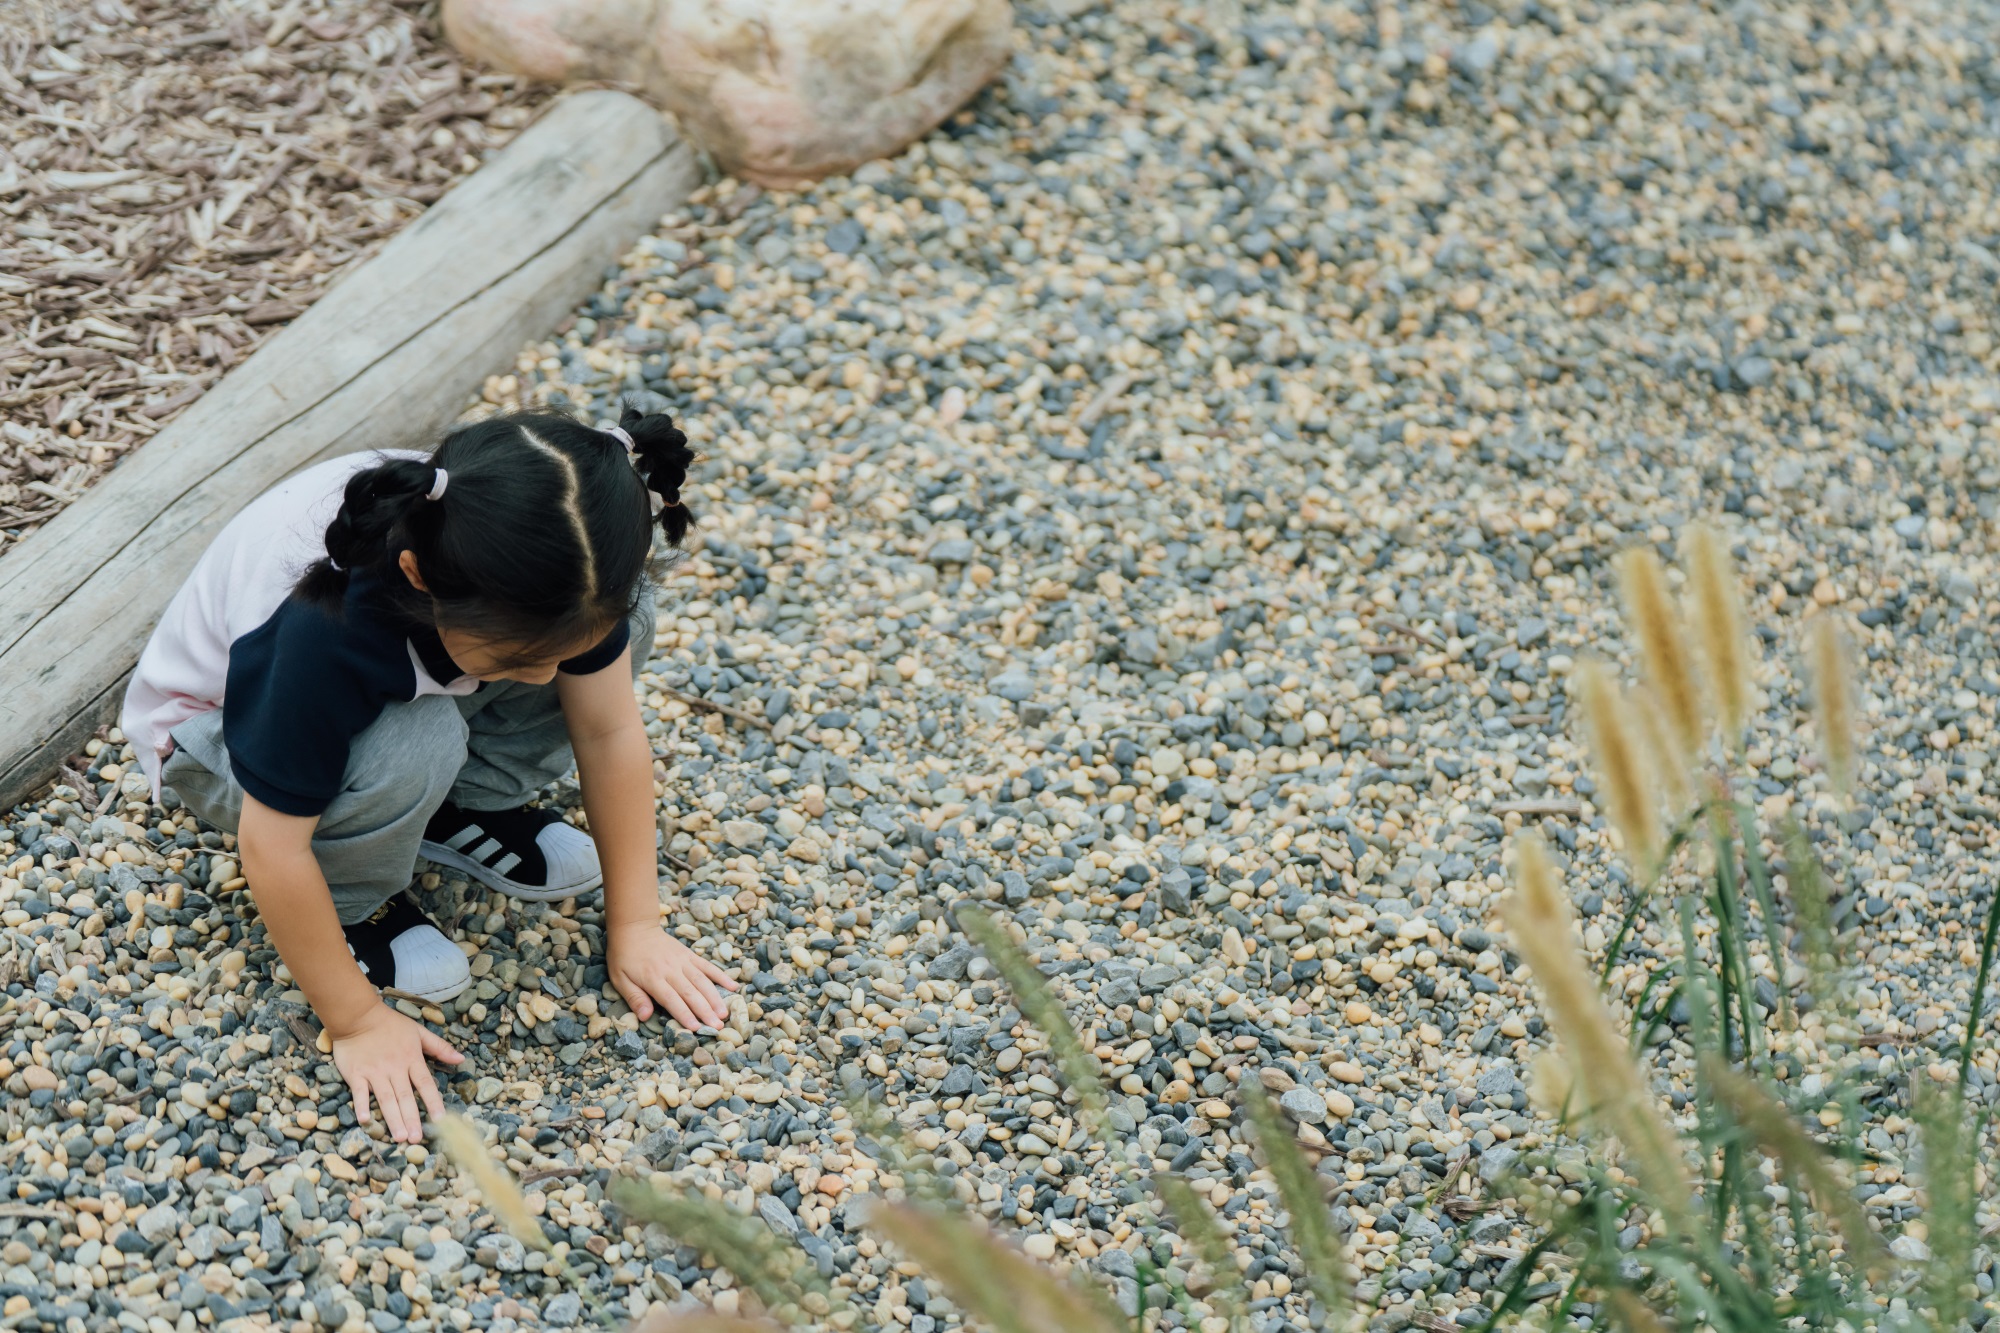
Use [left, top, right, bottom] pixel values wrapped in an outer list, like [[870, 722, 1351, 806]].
[[607, 922, 739, 1031]]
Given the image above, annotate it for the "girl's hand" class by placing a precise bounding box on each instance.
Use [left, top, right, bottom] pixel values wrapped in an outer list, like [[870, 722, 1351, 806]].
[[607, 922, 739, 1031], [329, 1005, 463, 1143]]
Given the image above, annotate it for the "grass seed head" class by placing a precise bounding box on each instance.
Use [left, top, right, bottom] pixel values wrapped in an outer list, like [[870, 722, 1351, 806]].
[[1806, 614, 1857, 796], [1616, 545, 1705, 762], [1502, 834, 1696, 1234], [435, 1114, 551, 1253], [1574, 658, 1664, 875], [1629, 683, 1695, 815], [1681, 522, 1753, 749]]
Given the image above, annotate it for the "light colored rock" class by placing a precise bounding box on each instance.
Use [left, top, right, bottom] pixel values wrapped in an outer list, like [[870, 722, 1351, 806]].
[[136, 1204, 179, 1244], [442, 0, 1012, 187]]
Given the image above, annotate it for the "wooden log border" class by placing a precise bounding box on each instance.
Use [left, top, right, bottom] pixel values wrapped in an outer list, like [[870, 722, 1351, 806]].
[[0, 90, 700, 808]]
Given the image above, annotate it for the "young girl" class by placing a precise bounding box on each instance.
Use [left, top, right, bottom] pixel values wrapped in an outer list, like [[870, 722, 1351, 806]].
[[122, 405, 737, 1143]]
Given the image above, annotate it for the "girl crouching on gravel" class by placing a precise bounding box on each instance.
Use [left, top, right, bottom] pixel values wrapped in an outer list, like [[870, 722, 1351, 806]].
[[121, 405, 737, 1142]]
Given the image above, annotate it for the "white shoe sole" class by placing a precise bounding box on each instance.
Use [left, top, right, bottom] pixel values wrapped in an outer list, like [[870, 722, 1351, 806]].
[[418, 841, 603, 903], [384, 974, 471, 1004]]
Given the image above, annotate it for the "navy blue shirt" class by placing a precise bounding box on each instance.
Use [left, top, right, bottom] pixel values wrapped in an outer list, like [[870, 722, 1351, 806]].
[[222, 572, 627, 817]]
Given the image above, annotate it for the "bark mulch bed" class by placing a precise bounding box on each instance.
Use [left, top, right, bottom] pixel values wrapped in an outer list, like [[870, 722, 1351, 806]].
[[0, 0, 551, 553]]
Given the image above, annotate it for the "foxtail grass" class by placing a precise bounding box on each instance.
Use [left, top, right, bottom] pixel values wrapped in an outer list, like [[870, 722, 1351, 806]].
[[1681, 523, 1753, 750], [867, 1201, 1128, 1333], [1574, 659, 1665, 877], [1501, 834, 1696, 1234], [957, 903, 1111, 1135], [1152, 1173, 1250, 1329], [611, 1179, 831, 1325], [1493, 528, 2000, 1331], [1805, 614, 1857, 797], [1616, 545, 1705, 763], [1240, 1081, 1353, 1318], [1702, 1060, 1888, 1279], [435, 1113, 553, 1254], [1630, 684, 1696, 815]]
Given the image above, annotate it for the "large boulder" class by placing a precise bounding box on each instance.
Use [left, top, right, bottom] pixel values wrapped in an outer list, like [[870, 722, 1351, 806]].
[[442, 0, 1013, 188]]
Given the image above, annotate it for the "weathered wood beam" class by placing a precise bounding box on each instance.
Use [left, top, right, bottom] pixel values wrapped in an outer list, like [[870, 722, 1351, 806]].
[[0, 91, 699, 808]]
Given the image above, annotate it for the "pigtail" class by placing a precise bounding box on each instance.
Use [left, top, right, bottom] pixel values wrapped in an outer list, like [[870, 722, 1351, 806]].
[[619, 404, 697, 547], [293, 457, 437, 609]]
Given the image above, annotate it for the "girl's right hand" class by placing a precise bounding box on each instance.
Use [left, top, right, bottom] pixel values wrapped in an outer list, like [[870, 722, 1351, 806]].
[[329, 1005, 463, 1143]]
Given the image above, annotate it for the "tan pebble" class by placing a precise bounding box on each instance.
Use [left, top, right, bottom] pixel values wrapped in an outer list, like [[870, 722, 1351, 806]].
[[1499, 1015, 1528, 1039], [816, 1174, 846, 1197], [1257, 1067, 1296, 1093], [1328, 1061, 1365, 1084], [896, 656, 920, 680], [1022, 1233, 1057, 1260], [2, 1296, 28, 1318], [1200, 1100, 1232, 1119], [1367, 961, 1397, 985], [1326, 1090, 1356, 1119], [1343, 1002, 1373, 1025], [20, 1066, 57, 1092], [325, 1156, 358, 1183], [692, 1084, 727, 1109]]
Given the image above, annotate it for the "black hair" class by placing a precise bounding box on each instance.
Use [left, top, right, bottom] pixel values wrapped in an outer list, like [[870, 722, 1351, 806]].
[[294, 402, 695, 661]]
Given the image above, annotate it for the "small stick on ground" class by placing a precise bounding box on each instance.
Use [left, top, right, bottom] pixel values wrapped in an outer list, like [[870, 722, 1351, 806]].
[[1074, 371, 1137, 429], [1373, 615, 1445, 648], [659, 686, 774, 731]]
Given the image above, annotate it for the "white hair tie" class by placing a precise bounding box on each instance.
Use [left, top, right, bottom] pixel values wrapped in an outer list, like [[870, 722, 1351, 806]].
[[426, 468, 450, 501], [603, 424, 635, 451]]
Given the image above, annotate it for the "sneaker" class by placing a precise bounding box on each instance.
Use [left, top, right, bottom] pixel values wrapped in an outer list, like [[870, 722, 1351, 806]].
[[419, 801, 603, 902], [343, 895, 470, 1003]]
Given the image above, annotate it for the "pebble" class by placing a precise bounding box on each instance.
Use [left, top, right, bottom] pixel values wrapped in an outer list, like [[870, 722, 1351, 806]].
[[2, 1, 1994, 1328]]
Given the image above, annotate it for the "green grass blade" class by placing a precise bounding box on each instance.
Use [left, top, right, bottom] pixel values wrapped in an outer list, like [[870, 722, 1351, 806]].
[[1239, 1082, 1350, 1318], [1707, 814, 1755, 1063], [1470, 1228, 1565, 1333], [1957, 880, 2000, 1093], [1779, 819, 1845, 1030], [1914, 1085, 1977, 1329], [1731, 797, 1794, 1035]]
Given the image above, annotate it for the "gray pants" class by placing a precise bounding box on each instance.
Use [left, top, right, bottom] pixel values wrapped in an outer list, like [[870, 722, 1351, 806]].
[[165, 594, 652, 924]]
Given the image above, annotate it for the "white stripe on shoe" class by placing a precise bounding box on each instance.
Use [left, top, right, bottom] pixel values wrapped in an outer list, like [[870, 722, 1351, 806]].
[[443, 825, 486, 852]]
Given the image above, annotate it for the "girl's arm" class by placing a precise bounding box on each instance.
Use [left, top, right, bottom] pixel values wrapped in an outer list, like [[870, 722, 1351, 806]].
[[239, 796, 461, 1142], [559, 652, 737, 1029]]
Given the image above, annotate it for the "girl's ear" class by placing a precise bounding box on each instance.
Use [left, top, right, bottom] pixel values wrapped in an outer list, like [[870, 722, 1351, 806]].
[[398, 549, 428, 592]]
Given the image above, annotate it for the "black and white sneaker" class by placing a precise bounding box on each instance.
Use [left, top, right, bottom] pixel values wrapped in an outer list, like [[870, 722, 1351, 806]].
[[418, 801, 603, 902], [344, 895, 471, 1003]]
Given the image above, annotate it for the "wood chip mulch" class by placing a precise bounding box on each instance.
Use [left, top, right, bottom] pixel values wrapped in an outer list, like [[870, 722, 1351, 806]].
[[0, 0, 552, 553]]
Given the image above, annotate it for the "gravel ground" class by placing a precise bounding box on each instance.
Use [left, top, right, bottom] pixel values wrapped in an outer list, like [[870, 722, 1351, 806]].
[[8, 0, 2000, 1330], [0, 0, 545, 551]]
